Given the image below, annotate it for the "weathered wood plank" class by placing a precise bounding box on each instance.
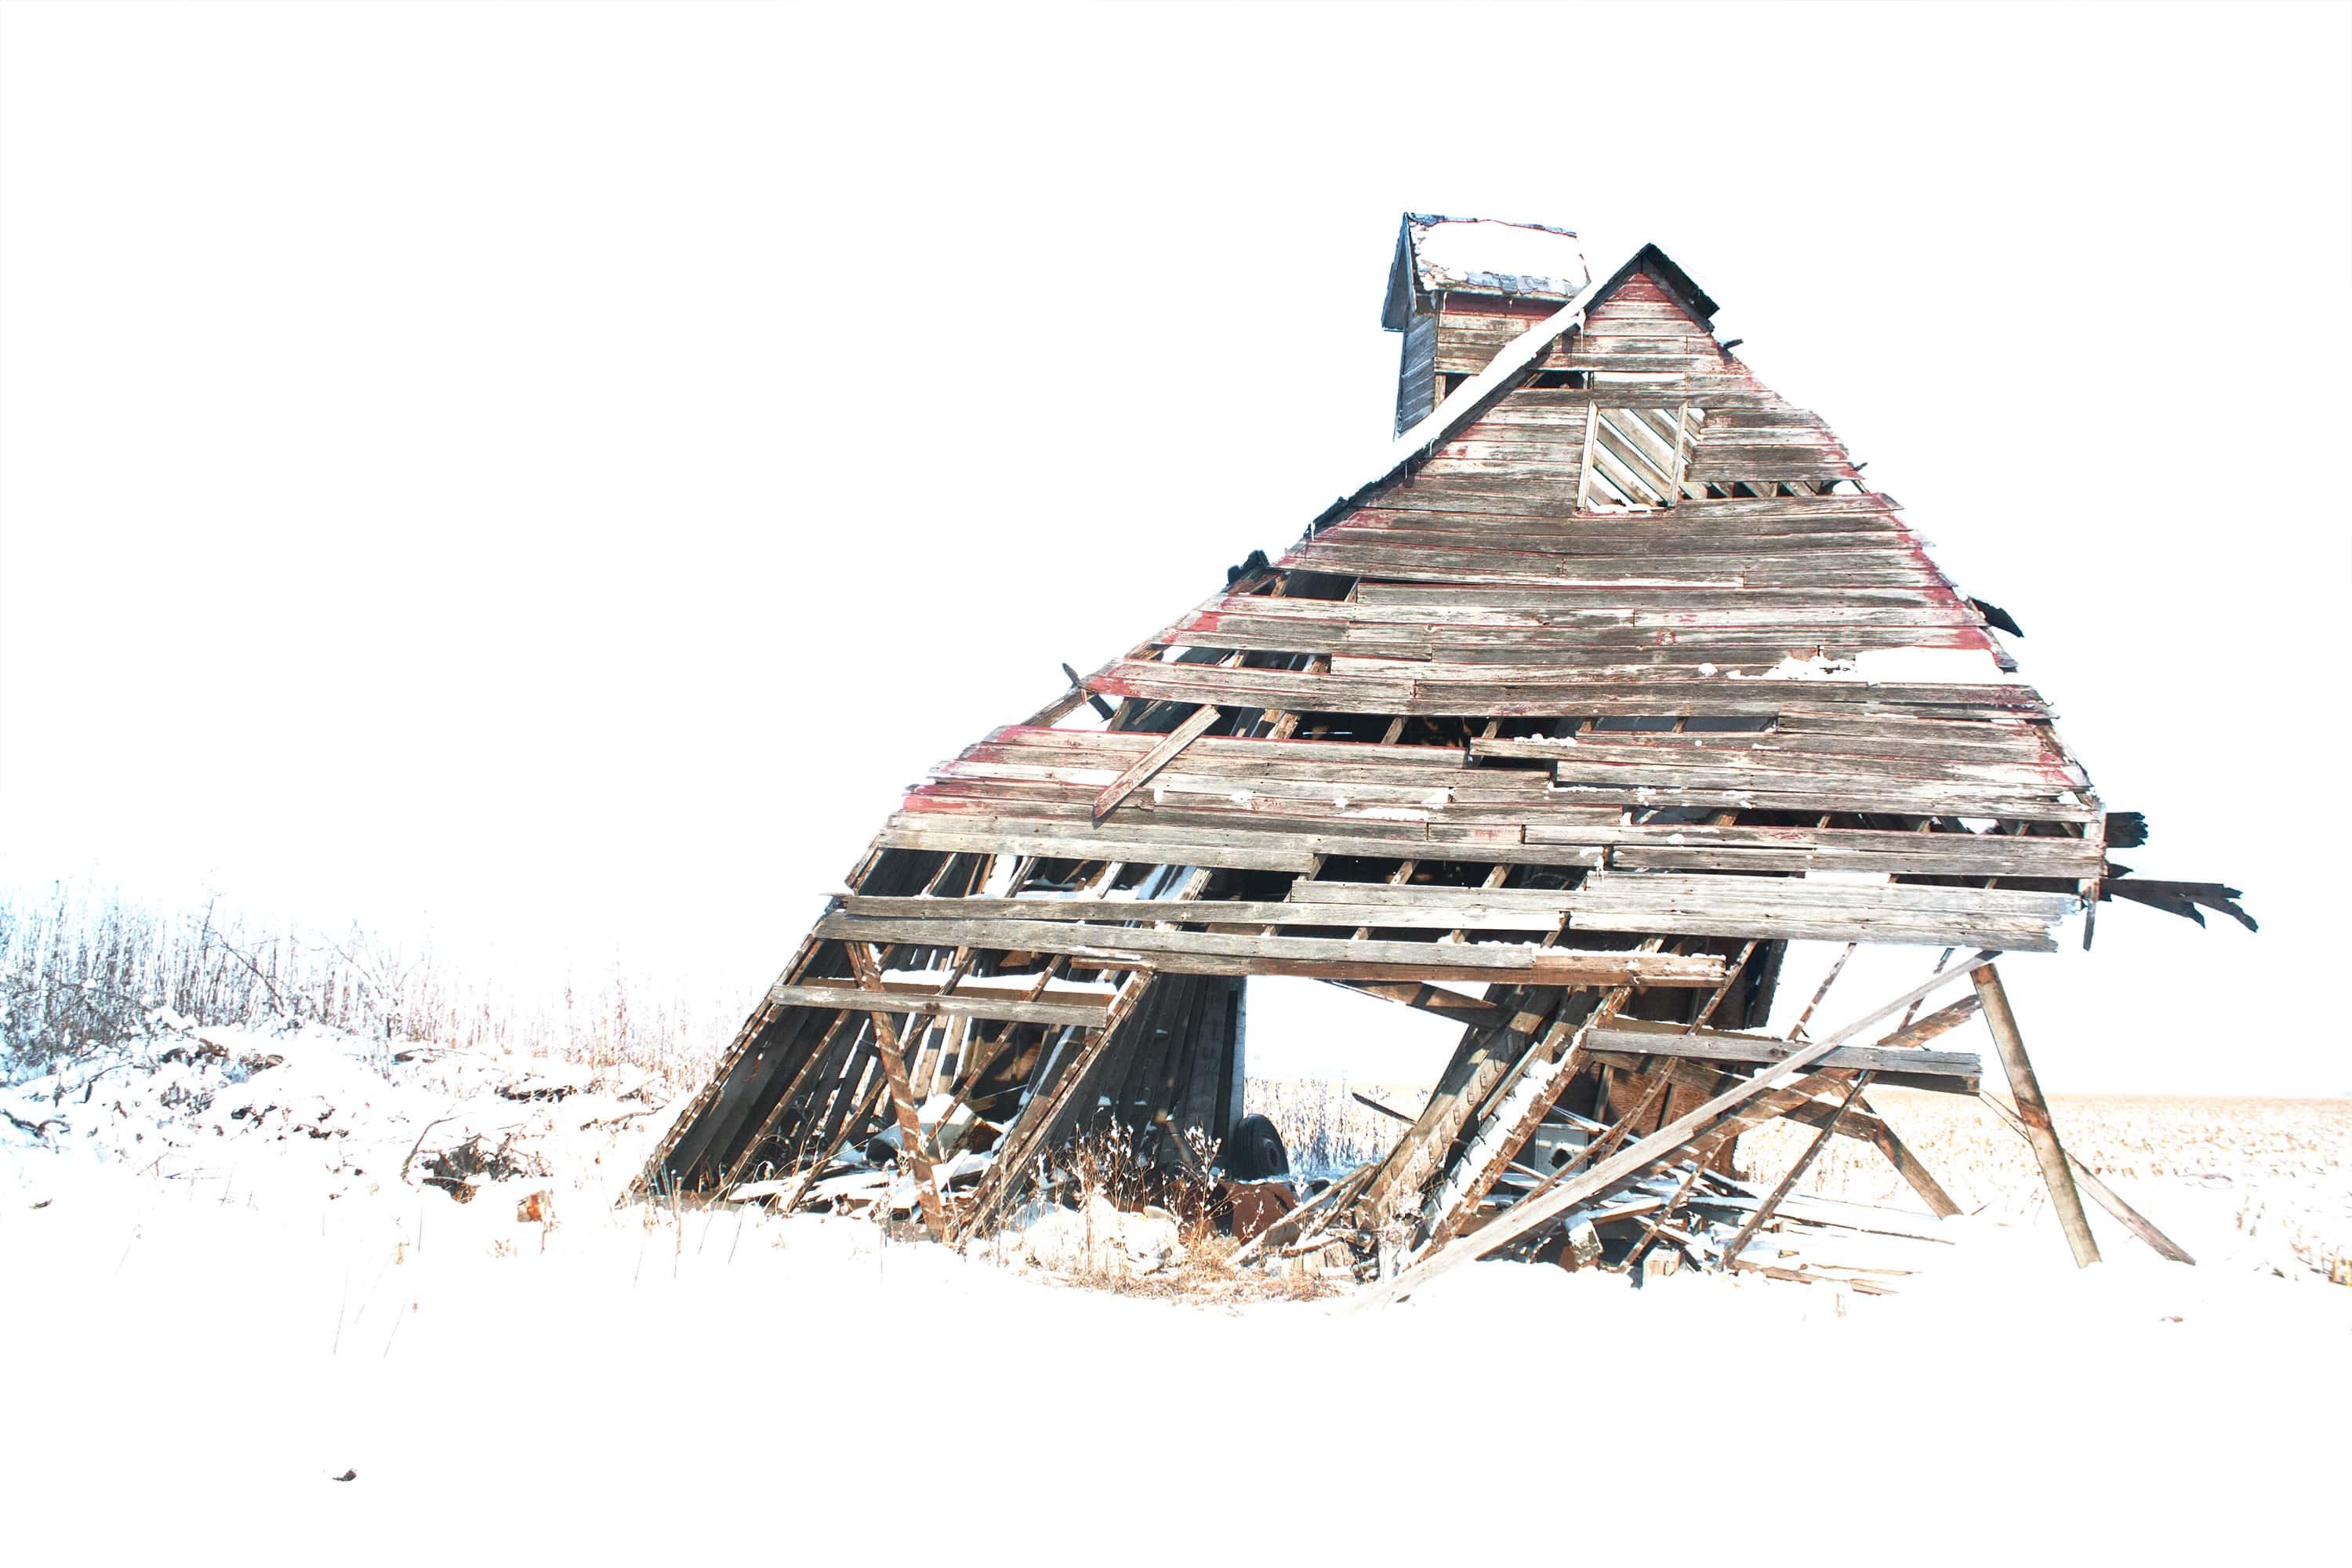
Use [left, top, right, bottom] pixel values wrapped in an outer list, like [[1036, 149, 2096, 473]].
[[811, 912, 1727, 985], [1569, 872, 2073, 950], [837, 895, 1564, 932], [1089, 659, 2053, 719], [1321, 977, 1505, 1025], [1587, 1017, 1980, 1087], [767, 982, 1112, 1029], [877, 826, 1317, 874], [844, 943, 947, 1240], [1094, 704, 1222, 822], [1973, 962, 2100, 1268]]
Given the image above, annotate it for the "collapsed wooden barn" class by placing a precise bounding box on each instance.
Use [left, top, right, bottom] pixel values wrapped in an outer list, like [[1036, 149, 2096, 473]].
[[644, 214, 2249, 1294]]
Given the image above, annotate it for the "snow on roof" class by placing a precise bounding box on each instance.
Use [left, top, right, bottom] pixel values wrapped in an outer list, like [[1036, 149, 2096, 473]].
[[1410, 216, 1589, 296], [1383, 213, 1591, 326]]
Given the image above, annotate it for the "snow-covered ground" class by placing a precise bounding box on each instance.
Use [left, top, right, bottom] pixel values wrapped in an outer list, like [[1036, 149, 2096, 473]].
[[5, 1018, 2344, 1563]]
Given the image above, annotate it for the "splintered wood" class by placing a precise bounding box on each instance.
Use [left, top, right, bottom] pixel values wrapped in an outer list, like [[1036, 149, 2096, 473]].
[[640, 223, 2231, 1294]]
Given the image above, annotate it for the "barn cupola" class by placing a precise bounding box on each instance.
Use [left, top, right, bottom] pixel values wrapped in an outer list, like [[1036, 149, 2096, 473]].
[[1381, 213, 1591, 436]]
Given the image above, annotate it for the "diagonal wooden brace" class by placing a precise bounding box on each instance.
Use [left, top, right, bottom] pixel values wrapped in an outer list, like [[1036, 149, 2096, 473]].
[[1094, 704, 1222, 821]]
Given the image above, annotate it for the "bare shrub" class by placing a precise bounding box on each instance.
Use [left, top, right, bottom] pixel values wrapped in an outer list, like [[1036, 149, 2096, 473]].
[[0, 882, 739, 1093]]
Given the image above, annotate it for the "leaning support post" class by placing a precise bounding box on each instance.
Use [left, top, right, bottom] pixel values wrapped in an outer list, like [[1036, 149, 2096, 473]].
[[1970, 960, 2100, 1269], [846, 943, 950, 1241]]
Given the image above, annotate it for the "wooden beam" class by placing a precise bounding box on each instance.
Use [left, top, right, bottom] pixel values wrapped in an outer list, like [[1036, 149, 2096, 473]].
[[1585, 1018, 1980, 1088], [767, 982, 1111, 1030], [1970, 961, 2100, 1269], [1356, 951, 1992, 1308], [1320, 977, 1504, 1025], [1094, 704, 1222, 822], [792, 972, 1107, 1012], [1979, 1090, 2191, 1265], [1875, 993, 1983, 1050], [1718, 1072, 1875, 1271], [1854, 1099, 1963, 1218], [844, 943, 948, 1240], [812, 913, 1727, 987], [840, 895, 1570, 932]]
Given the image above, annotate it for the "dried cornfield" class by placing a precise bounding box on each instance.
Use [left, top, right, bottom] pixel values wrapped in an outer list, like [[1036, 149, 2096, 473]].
[[1739, 1091, 2350, 1283]]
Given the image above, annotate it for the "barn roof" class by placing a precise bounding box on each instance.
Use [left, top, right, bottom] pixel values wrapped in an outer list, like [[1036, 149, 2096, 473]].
[[1381, 212, 1592, 328]]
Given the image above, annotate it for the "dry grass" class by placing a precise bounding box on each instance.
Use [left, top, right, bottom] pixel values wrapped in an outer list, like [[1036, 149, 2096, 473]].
[[1061, 1232, 1346, 1306]]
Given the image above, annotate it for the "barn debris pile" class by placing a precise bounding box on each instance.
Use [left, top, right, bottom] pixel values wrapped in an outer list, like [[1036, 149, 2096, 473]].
[[644, 214, 2245, 1297]]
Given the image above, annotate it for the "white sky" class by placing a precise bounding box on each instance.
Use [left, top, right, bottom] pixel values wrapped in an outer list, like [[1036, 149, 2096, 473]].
[[3, 2, 2347, 1091]]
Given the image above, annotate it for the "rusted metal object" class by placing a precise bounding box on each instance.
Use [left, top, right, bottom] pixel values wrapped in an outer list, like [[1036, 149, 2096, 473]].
[[1222, 1181, 1300, 1244]]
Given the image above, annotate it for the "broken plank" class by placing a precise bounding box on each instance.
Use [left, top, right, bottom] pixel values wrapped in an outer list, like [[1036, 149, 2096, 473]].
[[1094, 704, 1223, 822], [1587, 1016, 1980, 1087], [1321, 978, 1506, 1025]]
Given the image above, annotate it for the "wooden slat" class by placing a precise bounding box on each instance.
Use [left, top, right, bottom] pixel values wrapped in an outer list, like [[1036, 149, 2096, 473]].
[[1587, 1017, 1981, 1087], [1094, 704, 1222, 821], [767, 982, 1112, 1029], [811, 911, 1728, 986], [837, 895, 1564, 932], [1089, 658, 2053, 719], [1321, 978, 1505, 1025], [877, 826, 1316, 874], [888, 804, 1608, 871], [1568, 872, 2075, 951]]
